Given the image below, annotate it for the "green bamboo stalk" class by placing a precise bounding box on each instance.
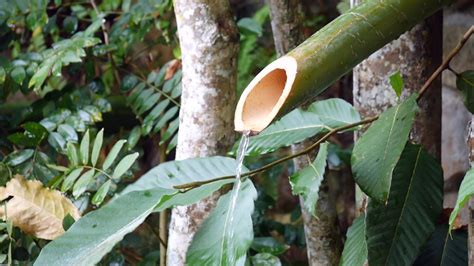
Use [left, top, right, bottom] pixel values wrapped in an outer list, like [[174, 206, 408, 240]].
[[235, 0, 452, 132]]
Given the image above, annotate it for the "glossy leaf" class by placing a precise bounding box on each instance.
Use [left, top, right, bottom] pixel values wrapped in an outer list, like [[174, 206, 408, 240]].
[[186, 180, 257, 265], [91, 129, 103, 167], [340, 215, 367, 266], [414, 224, 467, 266], [351, 94, 418, 202], [307, 98, 361, 129], [289, 142, 328, 216], [251, 253, 281, 266], [7, 122, 48, 147], [389, 70, 404, 98], [112, 152, 139, 180], [449, 168, 474, 231], [5, 149, 34, 166], [34, 188, 174, 266], [245, 99, 360, 155], [72, 169, 95, 198], [67, 142, 79, 166], [366, 144, 443, 265], [102, 140, 126, 171], [57, 124, 78, 143], [251, 237, 289, 256], [245, 109, 326, 155], [48, 132, 67, 152], [91, 180, 111, 206], [79, 130, 90, 165], [61, 167, 84, 192], [122, 156, 245, 209]]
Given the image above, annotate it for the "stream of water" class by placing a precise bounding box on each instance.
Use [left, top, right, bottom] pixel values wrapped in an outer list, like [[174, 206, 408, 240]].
[[225, 131, 250, 265]]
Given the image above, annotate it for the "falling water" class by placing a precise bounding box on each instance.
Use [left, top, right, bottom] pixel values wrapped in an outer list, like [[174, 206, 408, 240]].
[[224, 131, 250, 265]]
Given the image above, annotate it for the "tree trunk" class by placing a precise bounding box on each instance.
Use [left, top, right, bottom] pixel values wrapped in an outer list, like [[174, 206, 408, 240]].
[[468, 116, 474, 265], [269, 1, 342, 264], [166, 1, 239, 265], [352, 0, 442, 213]]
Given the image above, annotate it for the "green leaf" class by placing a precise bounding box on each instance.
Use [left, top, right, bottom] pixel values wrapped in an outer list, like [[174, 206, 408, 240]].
[[0, 67, 5, 85], [340, 215, 367, 266], [8, 122, 48, 147], [67, 142, 79, 166], [251, 237, 289, 256], [48, 132, 67, 152], [72, 169, 95, 198], [244, 99, 359, 155], [62, 214, 75, 231], [251, 253, 282, 266], [62, 16, 78, 34], [34, 188, 174, 266], [449, 168, 474, 231], [186, 180, 257, 265], [84, 16, 104, 36], [456, 70, 474, 113], [61, 167, 84, 192], [11, 66, 26, 84], [112, 152, 139, 180], [127, 126, 141, 150], [91, 129, 103, 167], [102, 140, 126, 171], [57, 124, 78, 143], [414, 224, 467, 266], [351, 94, 418, 202], [122, 156, 245, 209], [91, 180, 111, 206], [389, 70, 404, 98], [307, 98, 361, 129], [237, 17, 262, 36], [289, 142, 328, 216], [366, 144, 443, 265], [245, 109, 326, 155], [6, 149, 34, 166], [79, 130, 90, 165]]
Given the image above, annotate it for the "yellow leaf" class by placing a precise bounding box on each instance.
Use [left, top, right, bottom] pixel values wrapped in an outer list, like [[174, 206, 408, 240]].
[[0, 175, 81, 240]]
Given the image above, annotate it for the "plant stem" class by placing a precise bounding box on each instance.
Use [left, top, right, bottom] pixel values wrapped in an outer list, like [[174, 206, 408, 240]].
[[174, 25, 474, 191], [417, 25, 473, 100]]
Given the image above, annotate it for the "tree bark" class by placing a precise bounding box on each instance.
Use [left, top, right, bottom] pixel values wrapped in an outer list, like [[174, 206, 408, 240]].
[[166, 1, 239, 265], [468, 116, 474, 265], [352, 0, 442, 212], [269, 1, 342, 264]]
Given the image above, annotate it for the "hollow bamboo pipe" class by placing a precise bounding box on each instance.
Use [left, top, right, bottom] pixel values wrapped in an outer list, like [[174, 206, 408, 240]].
[[234, 0, 451, 133]]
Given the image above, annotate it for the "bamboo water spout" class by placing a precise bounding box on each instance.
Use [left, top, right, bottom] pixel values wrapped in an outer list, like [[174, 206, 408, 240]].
[[234, 0, 451, 133]]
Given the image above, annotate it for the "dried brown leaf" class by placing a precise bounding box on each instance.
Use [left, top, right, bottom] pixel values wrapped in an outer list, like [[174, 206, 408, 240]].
[[0, 175, 81, 240], [164, 59, 181, 80]]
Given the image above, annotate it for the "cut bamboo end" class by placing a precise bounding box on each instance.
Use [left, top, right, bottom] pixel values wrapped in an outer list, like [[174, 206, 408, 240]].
[[234, 56, 297, 133]]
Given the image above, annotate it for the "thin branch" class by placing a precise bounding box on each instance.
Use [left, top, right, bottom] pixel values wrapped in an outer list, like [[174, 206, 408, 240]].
[[90, 0, 122, 87], [417, 25, 473, 100], [174, 26, 474, 191]]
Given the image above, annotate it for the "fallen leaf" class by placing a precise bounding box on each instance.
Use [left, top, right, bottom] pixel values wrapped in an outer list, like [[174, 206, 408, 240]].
[[164, 59, 181, 80], [0, 175, 81, 239]]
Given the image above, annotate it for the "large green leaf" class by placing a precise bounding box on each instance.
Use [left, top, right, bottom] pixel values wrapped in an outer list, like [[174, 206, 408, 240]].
[[307, 98, 361, 129], [34, 188, 174, 266], [414, 224, 468, 266], [289, 142, 328, 216], [351, 94, 418, 202], [244, 98, 360, 155], [122, 156, 244, 209], [449, 168, 474, 231], [340, 215, 367, 266], [186, 180, 257, 265], [366, 144, 443, 265]]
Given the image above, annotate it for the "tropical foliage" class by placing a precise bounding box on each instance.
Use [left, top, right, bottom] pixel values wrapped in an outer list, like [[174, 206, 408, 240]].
[[0, 0, 472, 265]]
